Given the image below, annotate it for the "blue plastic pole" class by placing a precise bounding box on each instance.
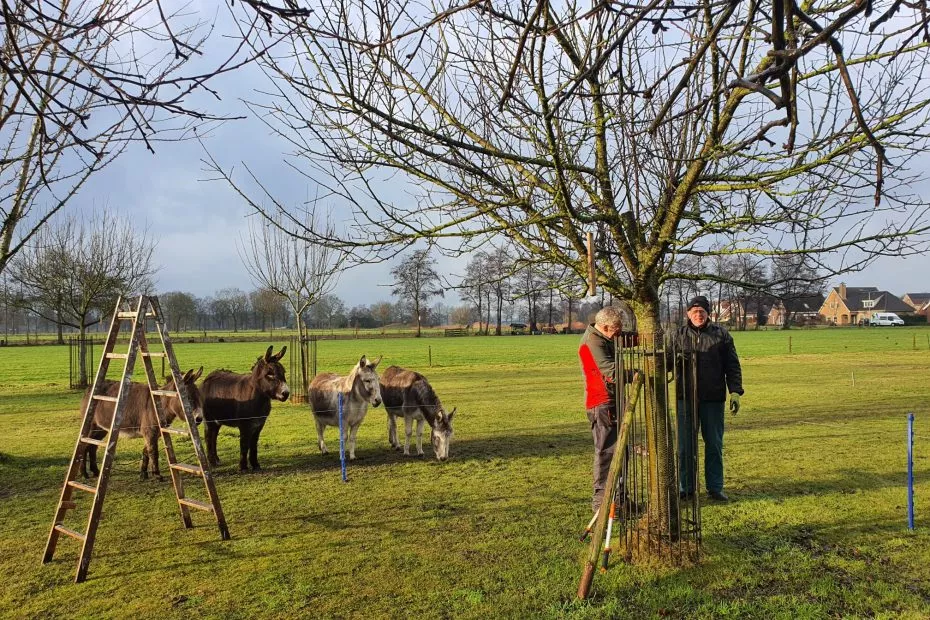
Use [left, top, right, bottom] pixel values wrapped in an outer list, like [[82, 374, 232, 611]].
[[907, 412, 914, 530], [338, 392, 347, 482]]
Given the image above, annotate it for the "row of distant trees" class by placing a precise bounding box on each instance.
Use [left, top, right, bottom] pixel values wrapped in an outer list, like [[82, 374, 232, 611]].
[[0, 210, 825, 343]]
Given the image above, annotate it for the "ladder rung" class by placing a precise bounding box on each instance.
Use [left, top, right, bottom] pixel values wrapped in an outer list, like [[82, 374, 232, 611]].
[[92, 395, 118, 403], [68, 481, 97, 494], [170, 463, 203, 476], [105, 353, 129, 359], [161, 427, 187, 436], [54, 524, 86, 542], [117, 311, 155, 319], [178, 498, 215, 512], [142, 352, 167, 357], [80, 437, 107, 447], [150, 389, 178, 397]]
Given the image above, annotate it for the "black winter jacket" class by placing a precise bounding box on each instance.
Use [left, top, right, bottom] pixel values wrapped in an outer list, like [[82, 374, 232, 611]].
[[667, 322, 744, 402]]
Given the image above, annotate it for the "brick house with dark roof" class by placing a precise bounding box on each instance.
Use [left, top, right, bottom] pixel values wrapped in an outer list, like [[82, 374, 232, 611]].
[[818, 283, 915, 325], [902, 293, 930, 311], [768, 294, 825, 326]]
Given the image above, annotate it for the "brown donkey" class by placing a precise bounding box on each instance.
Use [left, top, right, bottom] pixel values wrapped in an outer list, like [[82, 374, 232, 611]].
[[81, 367, 205, 480], [380, 365, 455, 461], [202, 345, 289, 472]]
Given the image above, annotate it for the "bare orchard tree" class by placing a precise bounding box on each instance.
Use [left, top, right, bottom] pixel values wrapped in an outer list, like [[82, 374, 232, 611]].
[[222, 0, 930, 550], [0, 0, 312, 276], [390, 249, 444, 337], [239, 210, 345, 396], [11, 211, 156, 385]]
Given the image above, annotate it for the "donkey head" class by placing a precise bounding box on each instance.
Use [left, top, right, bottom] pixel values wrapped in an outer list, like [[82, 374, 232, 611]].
[[354, 354, 383, 407], [431, 406, 456, 462], [253, 345, 290, 402], [165, 366, 204, 424]]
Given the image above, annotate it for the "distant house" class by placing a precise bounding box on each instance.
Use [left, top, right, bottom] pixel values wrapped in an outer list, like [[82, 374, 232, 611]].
[[902, 293, 930, 312], [714, 298, 774, 327], [768, 294, 825, 326], [818, 283, 914, 325], [918, 301, 930, 324]]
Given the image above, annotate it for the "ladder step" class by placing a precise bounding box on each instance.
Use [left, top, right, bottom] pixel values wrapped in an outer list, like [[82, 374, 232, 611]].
[[161, 427, 188, 436], [117, 311, 155, 319], [142, 352, 167, 358], [178, 498, 215, 512], [92, 395, 118, 403], [53, 524, 86, 542], [150, 389, 178, 397], [105, 353, 129, 360], [68, 481, 97, 494], [80, 437, 107, 447], [170, 463, 203, 476]]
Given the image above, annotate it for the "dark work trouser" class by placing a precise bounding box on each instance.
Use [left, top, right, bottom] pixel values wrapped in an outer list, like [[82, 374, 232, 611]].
[[677, 400, 725, 494], [587, 402, 617, 513]]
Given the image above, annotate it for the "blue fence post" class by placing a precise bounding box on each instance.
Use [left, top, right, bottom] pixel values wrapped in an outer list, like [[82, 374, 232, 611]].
[[338, 392, 347, 482], [907, 412, 915, 530]]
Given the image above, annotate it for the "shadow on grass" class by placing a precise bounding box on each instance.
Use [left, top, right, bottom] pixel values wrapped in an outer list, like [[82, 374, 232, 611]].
[[736, 466, 930, 500], [204, 422, 593, 477]]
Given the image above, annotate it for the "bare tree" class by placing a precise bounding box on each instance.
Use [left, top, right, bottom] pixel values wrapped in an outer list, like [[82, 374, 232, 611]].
[[0, 0, 316, 275], [214, 288, 250, 332], [770, 255, 826, 328], [239, 210, 345, 395], [251, 288, 288, 332], [11, 211, 156, 384], [160, 291, 199, 333], [219, 0, 930, 551], [370, 301, 394, 333], [390, 249, 445, 337]]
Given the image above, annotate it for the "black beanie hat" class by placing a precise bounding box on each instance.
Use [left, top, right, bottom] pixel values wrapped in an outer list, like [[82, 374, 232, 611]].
[[687, 296, 710, 312]]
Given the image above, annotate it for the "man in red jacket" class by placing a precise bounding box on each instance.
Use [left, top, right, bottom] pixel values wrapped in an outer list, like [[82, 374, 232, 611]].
[[578, 306, 625, 514]]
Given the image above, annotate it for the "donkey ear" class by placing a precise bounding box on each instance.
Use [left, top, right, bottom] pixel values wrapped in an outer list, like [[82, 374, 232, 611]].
[[274, 346, 287, 361], [264, 345, 274, 362], [191, 366, 203, 382], [369, 354, 383, 368], [447, 407, 456, 421], [183, 368, 193, 382], [359, 355, 368, 367]]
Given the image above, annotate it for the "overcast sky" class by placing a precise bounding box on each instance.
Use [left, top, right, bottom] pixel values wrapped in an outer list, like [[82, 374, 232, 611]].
[[64, 10, 930, 308]]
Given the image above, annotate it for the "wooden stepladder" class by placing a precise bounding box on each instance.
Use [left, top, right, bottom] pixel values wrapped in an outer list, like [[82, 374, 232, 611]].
[[42, 295, 229, 583]]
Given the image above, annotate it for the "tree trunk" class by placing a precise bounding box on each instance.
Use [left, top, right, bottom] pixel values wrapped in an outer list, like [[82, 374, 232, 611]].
[[78, 323, 88, 388], [629, 289, 680, 545]]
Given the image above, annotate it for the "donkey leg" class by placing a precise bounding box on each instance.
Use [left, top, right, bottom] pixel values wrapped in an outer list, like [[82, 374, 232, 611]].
[[148, 432, 163, 481], [139, 445, 150, 480], [238, 426, 252, 472], [415, 418, 425, 457], [315, 419, 329, 455], [248, 422, 265, 471], [403, 416, 413, 456], [348, 424, 361, 460], [82, 429, 102, 478], [387, 413, 399, 450], [206, 421, 221, 466]]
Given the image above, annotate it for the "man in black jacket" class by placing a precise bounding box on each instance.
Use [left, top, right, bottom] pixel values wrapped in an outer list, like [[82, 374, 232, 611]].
[[670, 296, 744, 502]]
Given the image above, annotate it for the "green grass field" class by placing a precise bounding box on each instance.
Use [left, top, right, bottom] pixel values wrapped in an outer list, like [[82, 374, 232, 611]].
[[2, 328, 930, 619]]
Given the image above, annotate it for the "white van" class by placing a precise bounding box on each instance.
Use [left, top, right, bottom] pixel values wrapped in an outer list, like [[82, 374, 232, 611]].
[[870, 312, 905, 326]]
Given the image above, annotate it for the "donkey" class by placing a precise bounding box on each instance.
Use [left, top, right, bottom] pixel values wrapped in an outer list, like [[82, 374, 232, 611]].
[[308, 355, 382, 460], [202, 345, 289, 472], [80, 367, 205, 480], [380, 365, 456, 461]]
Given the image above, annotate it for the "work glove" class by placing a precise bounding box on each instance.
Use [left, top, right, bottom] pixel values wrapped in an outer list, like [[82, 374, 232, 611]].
[[729, 393, 741, 415]]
